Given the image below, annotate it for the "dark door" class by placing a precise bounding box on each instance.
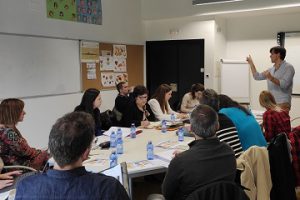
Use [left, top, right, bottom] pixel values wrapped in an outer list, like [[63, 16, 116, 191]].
[[146, 39, 204, 110]]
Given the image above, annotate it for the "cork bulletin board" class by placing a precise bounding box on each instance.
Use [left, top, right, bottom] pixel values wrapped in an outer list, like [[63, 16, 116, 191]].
[[81, 42, 144, 91]]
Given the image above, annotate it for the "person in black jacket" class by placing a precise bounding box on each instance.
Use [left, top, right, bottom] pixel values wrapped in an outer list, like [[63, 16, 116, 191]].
[[162, 105, 236, 200], [122, 85, 156, 127], [74, 88, 102, 136]]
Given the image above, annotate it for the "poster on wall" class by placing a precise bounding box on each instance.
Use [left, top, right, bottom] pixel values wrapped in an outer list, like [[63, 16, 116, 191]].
[[46, 0, 76, 21], [99, 56, 114, 71], [86, 62, 97, 80], [115, 73, 128, 84], [113, 45, 127, 58], [101, 72, 115, 87], [113, 57, 127, 72], [46, 0, 102, 25], [81, 41, 100, 62], [76, 0, 102, 25]]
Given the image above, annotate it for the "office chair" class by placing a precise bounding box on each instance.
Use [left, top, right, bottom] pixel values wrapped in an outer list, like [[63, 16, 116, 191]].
[[185, 181, 249, 200], [0, 157, 38, 194]]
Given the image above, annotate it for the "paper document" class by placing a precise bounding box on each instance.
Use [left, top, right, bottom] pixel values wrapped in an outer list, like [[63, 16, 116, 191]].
[[103, 127, 131, 138], [155, 149, 177, 162], [127, 159, 168, 172], [103, 126, 142, 138], [156, 140, 190, 150]]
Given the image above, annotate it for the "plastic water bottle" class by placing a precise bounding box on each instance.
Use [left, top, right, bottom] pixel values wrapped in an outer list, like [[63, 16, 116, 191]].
[[116, 128, 122, 140], [109, 151, 118, 167], [178, 127, 184, 142], [110, 131, 117, 148], [161, 120, 167, 133], [116, 138, 124, 154], [171, 113, 176, 123], [147, 141, 154, 160], [130, 123, 136, 138]]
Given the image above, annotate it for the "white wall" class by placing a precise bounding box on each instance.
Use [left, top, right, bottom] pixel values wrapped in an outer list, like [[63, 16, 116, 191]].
[[0, 0, 142, 148], [225, 12, 300, 123]]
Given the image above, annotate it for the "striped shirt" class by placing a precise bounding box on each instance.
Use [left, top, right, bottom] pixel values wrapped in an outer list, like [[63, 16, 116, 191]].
[[217, 114, 243, 157]]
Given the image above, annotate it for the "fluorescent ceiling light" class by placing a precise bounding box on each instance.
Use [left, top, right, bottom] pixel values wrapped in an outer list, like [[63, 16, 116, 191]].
[[193, 0, 244, 6], [199, 3, 300, 15]]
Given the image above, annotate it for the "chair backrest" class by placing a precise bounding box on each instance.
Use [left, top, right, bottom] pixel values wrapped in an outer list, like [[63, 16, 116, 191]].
[[185, 181, 249, 200], [0, 156, 37, 173], [287, 127, 300, 187], [268, 133, 297, 200]]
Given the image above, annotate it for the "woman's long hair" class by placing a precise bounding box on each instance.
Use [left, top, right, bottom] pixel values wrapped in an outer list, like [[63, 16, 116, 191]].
[[259, 90, 282, 112], [152, 84, 172, 114], [75, 88, 100, 114], [74, 88, 101, 128], [218, 94, 251, 115]]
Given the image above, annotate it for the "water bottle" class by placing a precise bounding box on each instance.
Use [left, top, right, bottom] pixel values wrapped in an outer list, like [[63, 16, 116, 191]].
[[116, 128, 122, 140], [130, 123, 136, 138], [171, 113, 176, 123], [147, 141, 154, 160], [116, 138, 124, 154], [109, 151, 118, 167], [161, 120, 167, 133], [178, 127, 184, 142], [110, 131, 117, 148]]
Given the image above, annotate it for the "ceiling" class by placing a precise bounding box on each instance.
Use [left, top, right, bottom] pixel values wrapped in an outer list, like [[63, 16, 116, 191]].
[[141, 0, 300, 20]]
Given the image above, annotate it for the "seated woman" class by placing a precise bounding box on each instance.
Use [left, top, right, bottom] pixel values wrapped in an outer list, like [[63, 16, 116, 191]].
[[148, 84, 187, 121], [74, 88, 103, 136], [259, 90, 291, 142], [218, 94, 267, 150], [122, 85, 156, 127], [0, 99, 49, 170], [180, 83, 204, 113]]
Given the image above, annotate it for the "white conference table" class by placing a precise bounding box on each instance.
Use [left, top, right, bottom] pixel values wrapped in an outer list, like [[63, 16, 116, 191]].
[[85, 126, 194, 197]]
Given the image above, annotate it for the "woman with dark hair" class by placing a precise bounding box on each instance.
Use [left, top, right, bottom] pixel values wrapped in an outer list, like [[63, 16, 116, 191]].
[[0, 99, 49, 170], [74, 88, 103, 136], [218, 94, 267, 150], [148, 84, 187, 121], [259, 90, 291, 142], [122, 85, 156, 127], [180, 83, 204, 113]]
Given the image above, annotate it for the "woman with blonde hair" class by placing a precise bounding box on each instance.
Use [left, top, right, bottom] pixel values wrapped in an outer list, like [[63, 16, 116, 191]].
[[0, 98, 49, 170], [259, 90, 291, 142], [148, 84, 187, 121]]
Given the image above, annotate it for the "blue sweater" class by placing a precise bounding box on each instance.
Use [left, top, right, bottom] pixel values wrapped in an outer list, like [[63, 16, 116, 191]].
[[15, 167, 129, 200], [219, 107, 267, 150]]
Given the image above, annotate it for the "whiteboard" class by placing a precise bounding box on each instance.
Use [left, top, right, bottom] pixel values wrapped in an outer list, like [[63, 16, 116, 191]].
[[220, 59, 250, 103], [285, 33, 300, 95], [0, 33, 80, 99]]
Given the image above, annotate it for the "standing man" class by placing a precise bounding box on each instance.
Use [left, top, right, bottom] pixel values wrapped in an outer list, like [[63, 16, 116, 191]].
[[15, 112, 130, 200], [162, 105, 236, 200], [247, 46, 295, 111]]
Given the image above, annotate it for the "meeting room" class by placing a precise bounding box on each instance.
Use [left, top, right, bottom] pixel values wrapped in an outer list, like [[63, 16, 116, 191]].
[[1, 0, 300, 199]]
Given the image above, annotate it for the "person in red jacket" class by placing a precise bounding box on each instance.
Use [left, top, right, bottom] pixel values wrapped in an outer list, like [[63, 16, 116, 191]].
[[259, 90, 291, 142]]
